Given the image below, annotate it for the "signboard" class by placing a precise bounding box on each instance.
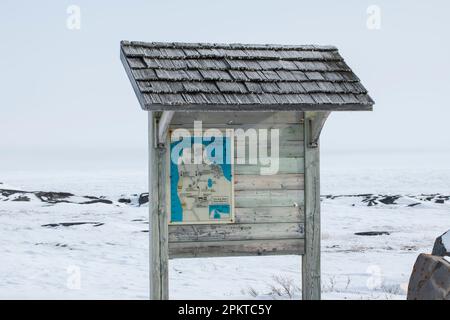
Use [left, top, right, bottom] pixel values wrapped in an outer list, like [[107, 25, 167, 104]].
[[168, 130, 234, 224]]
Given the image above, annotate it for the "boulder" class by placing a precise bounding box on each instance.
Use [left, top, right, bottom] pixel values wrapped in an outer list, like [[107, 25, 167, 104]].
[[138, 193, 149, 206], [407, 253, 450, 300], [432, 230, 450, 257]]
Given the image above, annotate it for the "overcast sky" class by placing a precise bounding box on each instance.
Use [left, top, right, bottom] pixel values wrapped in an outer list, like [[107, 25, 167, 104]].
[[1, 0, 449, 164]]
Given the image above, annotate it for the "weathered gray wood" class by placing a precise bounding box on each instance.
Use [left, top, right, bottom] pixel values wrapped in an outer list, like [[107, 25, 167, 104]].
[[163, 110, 316, 294], [157, 132, 169, 300], [142, 103, 372, 112], [235, 158, 304, 175], [235, 174, 304, 191], [120, 48, 147, 109], [148, 112, 167, 300], [171, 123, 304, 141], [171, 111, 303, 125], [158, 111, 175, 145], [302, 111, 322, 300], [308, 111, 330, 147], [121, 42, 374, 112], [169, 239, 305, 258], [171, 126, 304, 158], [235, 190, 304, 208], [234, 140, 304, 159], [234, 206, 303, 223], [169, 222, 304, 242]]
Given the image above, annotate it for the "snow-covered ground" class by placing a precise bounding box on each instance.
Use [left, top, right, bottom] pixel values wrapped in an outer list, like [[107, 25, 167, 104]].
[[0, 149, 449, 299]]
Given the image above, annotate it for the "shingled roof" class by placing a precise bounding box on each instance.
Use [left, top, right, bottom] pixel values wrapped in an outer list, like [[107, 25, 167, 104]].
[[120, 41, 374, 111]]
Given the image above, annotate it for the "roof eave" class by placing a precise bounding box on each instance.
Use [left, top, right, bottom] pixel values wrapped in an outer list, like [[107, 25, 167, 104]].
[[140, 103, 374, 112], [120, 47, 148, 110]]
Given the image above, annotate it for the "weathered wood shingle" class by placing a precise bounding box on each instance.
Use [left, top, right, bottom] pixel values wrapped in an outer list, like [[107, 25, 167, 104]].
[[120, 41, 374, 111]]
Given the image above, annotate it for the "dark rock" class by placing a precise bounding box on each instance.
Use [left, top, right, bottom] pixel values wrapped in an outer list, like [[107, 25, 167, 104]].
[[408, 203, 421, 207], [118, 198, 131, 204], [354, 231, 390, 236], [435, 199, 445, 204], [42, 223, 61, 228], [1, 189, 25, 197], [34, 191, 74, 203], [42, 222, 103, 228], [34, 191, 112, 205], [432, 230, 450, 257], [407, 253, 450, 300], [138, 193, 149, 206], [12, 195, 30, 202], [81, 199, 112, 205], [378, 195, 400, 205], [361, 195, 379, 206]]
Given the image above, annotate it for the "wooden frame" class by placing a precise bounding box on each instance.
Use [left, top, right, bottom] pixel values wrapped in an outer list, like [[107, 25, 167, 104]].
[[302, 111, 323, 300], [149, 111, 324, 300], [158, 111, 175, 146], [148, 111, 169, 300]]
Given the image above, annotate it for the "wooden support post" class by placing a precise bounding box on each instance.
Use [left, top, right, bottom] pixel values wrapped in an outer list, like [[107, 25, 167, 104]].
[[158, 111, 175, 146], [309, 111, 330, 148], [302, 111, 322, 300], [148, 111, 169, 300]]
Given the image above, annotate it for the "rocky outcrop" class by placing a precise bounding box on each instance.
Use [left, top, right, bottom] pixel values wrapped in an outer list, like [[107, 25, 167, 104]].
[[407, 253, 450, 300], [0, 188, 149, 206], [322, 193, 449, 206], [408, 231, 450, 300], [432, 230, 450, 257]]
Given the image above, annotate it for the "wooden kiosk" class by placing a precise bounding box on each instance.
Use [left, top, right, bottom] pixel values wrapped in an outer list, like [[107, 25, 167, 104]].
[[120, 41, 374, 300]]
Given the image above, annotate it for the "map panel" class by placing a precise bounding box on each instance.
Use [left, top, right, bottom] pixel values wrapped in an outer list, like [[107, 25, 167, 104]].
[[169, 133, 234, 224]]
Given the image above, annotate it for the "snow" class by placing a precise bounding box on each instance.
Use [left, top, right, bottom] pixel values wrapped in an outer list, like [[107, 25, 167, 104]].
[[441, 230, 450, 249], [0, 150, 449, 299]]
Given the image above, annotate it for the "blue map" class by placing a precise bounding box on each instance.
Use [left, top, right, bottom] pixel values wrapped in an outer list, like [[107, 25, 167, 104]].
[[170, 135, 233, 223]]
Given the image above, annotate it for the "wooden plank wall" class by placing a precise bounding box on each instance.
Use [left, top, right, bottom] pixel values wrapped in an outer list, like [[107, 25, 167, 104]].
[[167, 112, 305, 258]]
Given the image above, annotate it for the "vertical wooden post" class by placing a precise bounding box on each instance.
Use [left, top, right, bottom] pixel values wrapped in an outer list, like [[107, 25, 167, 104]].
[[302, 111, 321, 300], [148, 111, 169, 300], [158, 128, 169, 299]]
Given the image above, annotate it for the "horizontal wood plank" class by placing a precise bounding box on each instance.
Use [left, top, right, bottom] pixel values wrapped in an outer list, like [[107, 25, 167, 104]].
[[171, 112, 303, 125], [170, 124, 303, 141], [235, 189, 304, 208], [234, 206, 303, 223], [235, 174, 304, 191], [235, 158, 304, 175], [169, 222, 304, 242], [169, 239, 305, 258], [235, 141, 304, 159]]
